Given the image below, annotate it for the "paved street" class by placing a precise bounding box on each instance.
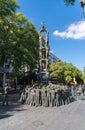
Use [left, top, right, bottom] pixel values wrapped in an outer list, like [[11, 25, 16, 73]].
[[0, 93, 85, 130]]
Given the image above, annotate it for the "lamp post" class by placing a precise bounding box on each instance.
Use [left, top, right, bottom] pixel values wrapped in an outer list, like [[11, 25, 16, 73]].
[[79, 0, 85, 19]]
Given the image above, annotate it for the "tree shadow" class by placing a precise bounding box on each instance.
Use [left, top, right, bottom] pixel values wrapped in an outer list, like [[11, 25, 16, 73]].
[[0, 114, 13, 120], [0, 93, 27, 119]]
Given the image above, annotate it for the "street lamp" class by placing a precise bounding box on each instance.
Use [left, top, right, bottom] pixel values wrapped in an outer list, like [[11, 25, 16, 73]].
[[79, 0, 85, 18]]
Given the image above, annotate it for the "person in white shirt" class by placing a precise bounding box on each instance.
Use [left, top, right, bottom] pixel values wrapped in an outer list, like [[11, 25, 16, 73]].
[[2, 83, 9, 106]]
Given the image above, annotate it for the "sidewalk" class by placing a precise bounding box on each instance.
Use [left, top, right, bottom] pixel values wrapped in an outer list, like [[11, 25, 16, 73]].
[[0, 93, 23, 117], [0, 94, 85, 130]]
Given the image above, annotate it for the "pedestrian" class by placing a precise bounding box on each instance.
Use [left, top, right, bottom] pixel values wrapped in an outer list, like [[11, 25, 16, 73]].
[[82, 85, 85, 95], [2, 83, 9, 106]]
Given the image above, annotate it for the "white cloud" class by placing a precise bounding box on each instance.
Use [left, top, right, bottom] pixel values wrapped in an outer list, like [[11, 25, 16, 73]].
[[50, 50, 54, 53], [53, 20, 85, 39]]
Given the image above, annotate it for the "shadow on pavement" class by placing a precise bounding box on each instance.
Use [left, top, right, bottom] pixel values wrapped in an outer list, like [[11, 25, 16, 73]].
[[0, 93, 27, 119], [0, 114, 13, 120]]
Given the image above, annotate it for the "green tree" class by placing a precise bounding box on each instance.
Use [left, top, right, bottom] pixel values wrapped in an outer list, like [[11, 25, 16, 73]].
[[10, 13, 39, 76], [49, 61, 83, 84], [64, 0, 75, 5], [0, 0, 39, 77], [82, 67, 85, 83], [0, 0, 19, 65], [0, 0, 19, 18]]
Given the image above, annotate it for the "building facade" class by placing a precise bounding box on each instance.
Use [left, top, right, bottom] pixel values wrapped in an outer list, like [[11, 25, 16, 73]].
[[49, 52, 61, 64]]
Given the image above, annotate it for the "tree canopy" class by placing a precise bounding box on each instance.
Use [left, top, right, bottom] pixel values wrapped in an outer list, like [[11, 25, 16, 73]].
[[49, 61, 83, 84], [0, 0, 39, 77], [64, 0, 75, 5]]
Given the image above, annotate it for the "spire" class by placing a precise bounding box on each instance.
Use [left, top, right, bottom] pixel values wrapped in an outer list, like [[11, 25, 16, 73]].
[[41, 21, 46, 30], [40, 21, 48, 32]]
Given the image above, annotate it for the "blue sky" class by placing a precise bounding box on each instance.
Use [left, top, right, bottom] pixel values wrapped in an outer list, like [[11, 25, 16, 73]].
[[17, 0, 85, 71]]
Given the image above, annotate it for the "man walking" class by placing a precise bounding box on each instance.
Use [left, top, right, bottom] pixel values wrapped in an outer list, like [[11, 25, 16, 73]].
[[2, 83, 9, 106]]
